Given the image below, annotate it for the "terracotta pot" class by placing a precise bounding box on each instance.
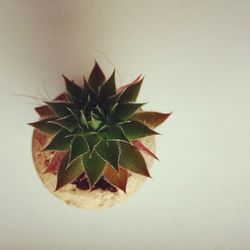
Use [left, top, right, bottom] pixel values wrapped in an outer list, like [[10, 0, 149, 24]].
[[32, 129, 156, 209]]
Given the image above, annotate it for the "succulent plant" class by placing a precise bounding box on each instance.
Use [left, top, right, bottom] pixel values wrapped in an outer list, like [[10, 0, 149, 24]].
[[29, 62, 171, 193]]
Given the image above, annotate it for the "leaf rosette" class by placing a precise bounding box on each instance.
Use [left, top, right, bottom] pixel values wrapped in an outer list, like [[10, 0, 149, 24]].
[[29, 62, 171, 192]]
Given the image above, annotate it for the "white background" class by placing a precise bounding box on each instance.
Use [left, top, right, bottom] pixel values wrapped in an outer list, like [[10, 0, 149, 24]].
[[0, 1, 250, 249]]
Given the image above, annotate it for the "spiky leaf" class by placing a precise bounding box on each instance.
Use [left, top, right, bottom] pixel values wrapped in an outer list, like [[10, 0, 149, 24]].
[[70, 136, 89, 162], [85, 134, 102, 151], [105, 91, 124, 106], [49, 115, 78, 133], [44, 101, 74, 117], [55, 155, 84, 191], [82, 151, 106, 187], [43, 130, 73, 151], [100, 126, 128, 141], [88, 61, 106, 92], [132, 112, 172, 128], [120, 120, 159, 140], [28, 118, 62, 135], [88, 112, 102, 130], [95, 141, 120, 169], [63, 75, 82, 100], [104, 165, 128, 193], [119, 141, 150, 177], [100, 70, 116, 100], [132, 140, 158, 160], [79, 110, 89, 129], [35, 105, 55, 117], [118, 77, 143, 103], [112, 103, 145, 121]]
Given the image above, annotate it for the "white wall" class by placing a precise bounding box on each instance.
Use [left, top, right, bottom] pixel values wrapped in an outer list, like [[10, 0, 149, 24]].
[[0, 1, 250, 249]]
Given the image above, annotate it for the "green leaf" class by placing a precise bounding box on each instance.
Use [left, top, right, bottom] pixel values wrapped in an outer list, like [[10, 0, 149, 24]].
[[119, 141, 150, 177], [85, 134, 102, 151], [132, 111, 172, 128], [62, 75, 82, 100], [49, 115, 78, 133], [95, 141, 120, 169], [44, 101, 74, 117], [55, 155, 84, 191], [112, 103, 145, 121], [43, 130, 73, 151], [104, 165, 128, 193], [88, 112, 102, 130], [80, 110, 89, 129], [105, 91, 124, 106], [82, 151, 106, 187], [28, 118, 62, 135], [120, 120, 159, 140], [67, 108, 80, 122], [100, 126, 128, 141], [100, 70, 116, 100], [118, 77, 143, 103], [70, 136, 89, 162], [88, 61, 106, 92]]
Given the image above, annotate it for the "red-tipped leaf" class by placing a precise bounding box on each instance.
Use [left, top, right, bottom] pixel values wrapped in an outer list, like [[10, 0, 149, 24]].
[[44, 151, 67, 173], [132, 111, 172, 128], [103, 165, 128, 193], [132, 140, 159, 160]]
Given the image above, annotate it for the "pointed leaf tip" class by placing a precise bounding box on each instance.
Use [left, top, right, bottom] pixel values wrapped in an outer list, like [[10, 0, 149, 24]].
[[104, 165, 128, 193], [88, 61, 106, 92], [132, 140, 159, 160], [119, 141, 151, 177], [118, 76, 143, 103], [132, 111, 172, 128], [120, 120, 159, 140], [55, 155, 84, 191], [112, 103, 146, 122], [100, 69, 116, 100], [42, 130, 73, 151], [28, 118, 62, 135], [82, 151, 106, 188], [62, 74, 82, 100]]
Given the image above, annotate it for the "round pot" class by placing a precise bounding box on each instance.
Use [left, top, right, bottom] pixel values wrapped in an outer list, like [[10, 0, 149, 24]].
[[32, 129, 156, 209]]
